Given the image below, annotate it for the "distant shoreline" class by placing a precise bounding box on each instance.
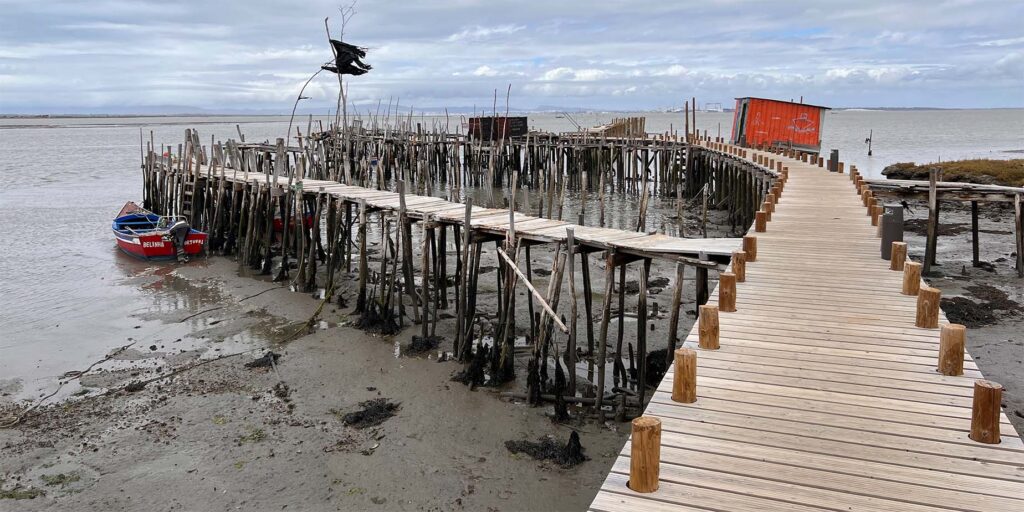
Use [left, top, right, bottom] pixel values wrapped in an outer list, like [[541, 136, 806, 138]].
[[3, 107, 1023, 119]]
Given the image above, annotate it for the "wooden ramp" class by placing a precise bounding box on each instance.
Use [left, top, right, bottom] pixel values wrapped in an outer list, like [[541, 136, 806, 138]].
[[590, 146, 1024, 511], [219, 169, 738, 262]]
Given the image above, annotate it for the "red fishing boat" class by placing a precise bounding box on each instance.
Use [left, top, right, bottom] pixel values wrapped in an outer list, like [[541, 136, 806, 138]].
[[112, 202, 207, 261]]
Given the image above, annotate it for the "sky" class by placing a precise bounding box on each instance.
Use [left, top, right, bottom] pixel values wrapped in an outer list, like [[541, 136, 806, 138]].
[[1, 0, 1022, 114]]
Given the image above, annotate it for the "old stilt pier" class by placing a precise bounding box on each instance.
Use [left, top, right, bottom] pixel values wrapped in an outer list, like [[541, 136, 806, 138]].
[[141, 120, 773, 415], [139, 118, 1024, 511]]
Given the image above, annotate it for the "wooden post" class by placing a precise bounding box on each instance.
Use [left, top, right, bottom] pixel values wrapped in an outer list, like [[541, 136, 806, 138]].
[[671, 348, 697, 403], [938, 324, 965, 376], [871, 205, 882, 226], [915, 285, 941, 328], [970, 380, 1002, 444], [718, 272, 737, 312], [890, 242, 907, 271], [698, 305, 719, 350], [755, 210, 767, 232], [566, 227, 578, 396], [970, 201, 980, 267], [1016, 194, 1023, 278], [628, 416, 661, 493], [731, 250, 746, 282], [902, 262, 922, 295], [742, 235, 757, 262], [596, 253, 616, 416], [924, 169, 938, 274]]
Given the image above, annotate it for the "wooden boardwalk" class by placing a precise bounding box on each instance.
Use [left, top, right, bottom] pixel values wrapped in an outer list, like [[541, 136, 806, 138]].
[[217, 169, 739, 262], [590, 145, 1024, 511]]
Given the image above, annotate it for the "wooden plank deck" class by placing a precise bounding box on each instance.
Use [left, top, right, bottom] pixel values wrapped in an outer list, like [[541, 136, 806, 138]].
[[590, 146, 1024, 512], [218, 169, 739, 261]]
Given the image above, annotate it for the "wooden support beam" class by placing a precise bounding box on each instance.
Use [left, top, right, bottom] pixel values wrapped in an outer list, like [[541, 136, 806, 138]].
[[495, 248, 568, 334], [970, 201, 980, 267], [924, 169, 938, 274], [1016, 193, 1024, 278]]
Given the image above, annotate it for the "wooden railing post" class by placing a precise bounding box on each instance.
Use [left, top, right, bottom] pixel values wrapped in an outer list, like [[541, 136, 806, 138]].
[[915, 285, 941, 328], [902, 261, 922, 295], [970, 380, 1002, 444], [719, 272, 737, 312], [628, 416, 662, 492], [938, 324, 965, 376], [755, 211, 767, 232], [698, 305, 719, 350]]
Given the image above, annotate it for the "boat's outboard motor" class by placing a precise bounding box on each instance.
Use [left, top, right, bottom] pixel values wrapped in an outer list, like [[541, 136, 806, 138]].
[[168, 219, 191, 262]]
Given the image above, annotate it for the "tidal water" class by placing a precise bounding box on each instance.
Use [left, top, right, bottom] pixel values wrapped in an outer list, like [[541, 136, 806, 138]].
[[1, 109, 1021, 400]]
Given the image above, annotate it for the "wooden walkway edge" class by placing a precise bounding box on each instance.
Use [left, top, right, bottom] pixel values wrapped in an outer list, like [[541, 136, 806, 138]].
[[589, 144, 1024, 512]]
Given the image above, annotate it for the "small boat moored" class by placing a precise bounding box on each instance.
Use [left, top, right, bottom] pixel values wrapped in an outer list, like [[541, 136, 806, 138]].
[[112, 202, 207, 262]]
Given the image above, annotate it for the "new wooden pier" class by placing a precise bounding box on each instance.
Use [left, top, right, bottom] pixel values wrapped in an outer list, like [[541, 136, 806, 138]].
[[590, 144, 1024, 511]]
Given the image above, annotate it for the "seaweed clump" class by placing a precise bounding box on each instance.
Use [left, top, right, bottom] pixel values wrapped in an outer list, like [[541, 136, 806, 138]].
[[354, 300, 400, 335], [505, 431, 588, 468], [338, 398, 400, 429], [451, 342, 489, 390]]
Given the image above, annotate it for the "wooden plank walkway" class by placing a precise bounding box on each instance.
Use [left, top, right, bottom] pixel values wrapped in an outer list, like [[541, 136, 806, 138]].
[[217, 169, 739, 262], [590, 145, 1024, 512]]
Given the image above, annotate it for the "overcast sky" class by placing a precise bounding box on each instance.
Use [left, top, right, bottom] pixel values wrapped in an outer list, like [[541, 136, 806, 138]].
[[1, 0, 1022, 113]]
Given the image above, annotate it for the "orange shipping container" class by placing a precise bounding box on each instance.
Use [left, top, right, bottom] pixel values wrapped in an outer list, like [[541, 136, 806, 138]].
[[730, 97, 829, 153]]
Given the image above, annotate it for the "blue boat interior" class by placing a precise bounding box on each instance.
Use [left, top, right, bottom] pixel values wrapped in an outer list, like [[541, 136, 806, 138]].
[[113, 213, 160, 233], [112, 213, 201, 235]]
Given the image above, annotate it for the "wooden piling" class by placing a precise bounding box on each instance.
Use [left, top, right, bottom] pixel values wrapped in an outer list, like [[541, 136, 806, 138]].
[[742, 235, 757, 262], [718, 272, 737, 313], [938, 324, 965, 376], [755, 211, 767, 232], [890, 242, 907, 271], [698, 305, 719, 350], [969, 380, 1002, 444], [915, 285, 941, 328], [671, 348, 697, 404], [628, 416, 661, 493], [731, 250, 746, 282], [902, 261, 922, 295]]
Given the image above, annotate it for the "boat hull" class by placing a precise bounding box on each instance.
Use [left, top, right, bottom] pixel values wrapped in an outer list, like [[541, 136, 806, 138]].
[[112, 201, 207, 260], [113, 229, 207, 260]]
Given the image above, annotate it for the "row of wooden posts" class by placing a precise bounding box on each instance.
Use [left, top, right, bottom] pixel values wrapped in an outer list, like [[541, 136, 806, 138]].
[[625, 147, 1005, 495]]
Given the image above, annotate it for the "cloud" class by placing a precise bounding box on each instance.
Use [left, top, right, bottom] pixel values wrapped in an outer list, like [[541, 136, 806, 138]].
[[472, 65, 499, 77], [446, 24, 525, 42], [0, 0, 1022, 112], [537, 67, 610, 81]]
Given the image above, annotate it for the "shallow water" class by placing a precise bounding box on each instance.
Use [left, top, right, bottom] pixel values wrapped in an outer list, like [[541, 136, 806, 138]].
[[1, 109, 1021, 400]]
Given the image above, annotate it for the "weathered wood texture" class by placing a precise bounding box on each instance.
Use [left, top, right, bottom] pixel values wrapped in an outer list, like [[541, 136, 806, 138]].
[[590, 143, 1024, 512]]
